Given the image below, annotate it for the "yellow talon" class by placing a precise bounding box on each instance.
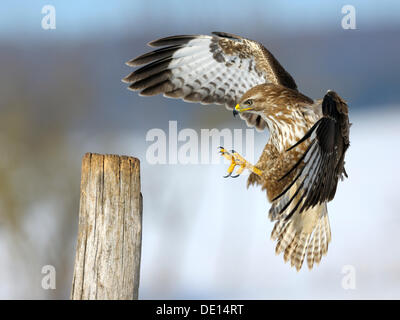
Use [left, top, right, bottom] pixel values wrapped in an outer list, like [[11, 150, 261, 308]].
[[219, 147, 262, 178], [224, 161, 236, 178], [231, 164, 246, 178], [219, 147, 233, 161]]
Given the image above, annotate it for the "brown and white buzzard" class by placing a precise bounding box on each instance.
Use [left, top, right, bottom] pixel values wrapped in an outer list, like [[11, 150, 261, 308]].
[[123, 32, 350, 271]]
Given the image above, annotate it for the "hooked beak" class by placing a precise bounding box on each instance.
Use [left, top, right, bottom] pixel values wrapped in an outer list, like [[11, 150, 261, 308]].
[[235, 104, 254, 113], [233, 104, 254, 118]]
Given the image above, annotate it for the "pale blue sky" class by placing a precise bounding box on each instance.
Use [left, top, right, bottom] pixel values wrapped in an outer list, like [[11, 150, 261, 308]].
[[1, 0, 399, 40]]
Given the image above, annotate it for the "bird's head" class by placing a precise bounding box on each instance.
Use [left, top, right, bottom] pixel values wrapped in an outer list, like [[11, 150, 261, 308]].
[[234, 85, 267, 116], [234, 83, 313, 118]]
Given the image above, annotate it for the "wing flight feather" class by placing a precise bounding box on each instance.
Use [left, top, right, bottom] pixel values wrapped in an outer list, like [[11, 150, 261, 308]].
[[123, 32, 297, 130]]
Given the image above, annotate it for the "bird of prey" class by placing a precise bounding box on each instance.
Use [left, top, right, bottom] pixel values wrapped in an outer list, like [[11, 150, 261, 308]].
[[123, 32, 350, 271]]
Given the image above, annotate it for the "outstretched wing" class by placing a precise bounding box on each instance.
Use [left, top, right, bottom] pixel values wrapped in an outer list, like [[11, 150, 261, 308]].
[[270, 91, 350, 221], [122, 32, 297, 130]]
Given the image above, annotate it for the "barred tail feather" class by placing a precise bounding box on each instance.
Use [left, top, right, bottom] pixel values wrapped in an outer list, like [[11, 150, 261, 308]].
[[271, 203, 331, 271]]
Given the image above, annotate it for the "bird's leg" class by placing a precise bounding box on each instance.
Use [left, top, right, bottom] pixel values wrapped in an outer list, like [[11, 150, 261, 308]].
[[219, 147, 262, 178]]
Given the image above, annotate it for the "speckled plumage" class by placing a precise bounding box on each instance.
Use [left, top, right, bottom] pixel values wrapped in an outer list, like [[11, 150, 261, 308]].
[[124, 32, 350, 271]]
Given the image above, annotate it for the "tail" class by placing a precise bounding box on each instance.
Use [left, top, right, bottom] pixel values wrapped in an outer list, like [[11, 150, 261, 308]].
[[270, 203, 331, 271]]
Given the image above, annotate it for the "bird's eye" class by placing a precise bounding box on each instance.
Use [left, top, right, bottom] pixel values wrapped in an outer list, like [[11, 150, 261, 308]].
[[244, 99, 253, 106]]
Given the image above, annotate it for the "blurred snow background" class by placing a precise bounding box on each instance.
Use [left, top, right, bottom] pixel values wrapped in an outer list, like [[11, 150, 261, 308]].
[[0, 0, 400, 299]]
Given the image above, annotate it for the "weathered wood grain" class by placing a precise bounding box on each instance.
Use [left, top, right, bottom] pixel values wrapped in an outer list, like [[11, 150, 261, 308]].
[[71, 153, 142, 300]]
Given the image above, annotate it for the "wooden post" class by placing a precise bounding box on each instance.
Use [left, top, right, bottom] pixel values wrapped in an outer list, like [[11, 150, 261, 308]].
[[71, 153, 142, 300]]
